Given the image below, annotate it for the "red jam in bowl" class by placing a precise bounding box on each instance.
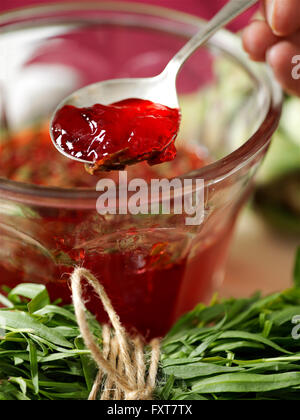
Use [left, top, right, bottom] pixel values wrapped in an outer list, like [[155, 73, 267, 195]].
[[51, 99, 181, 173]]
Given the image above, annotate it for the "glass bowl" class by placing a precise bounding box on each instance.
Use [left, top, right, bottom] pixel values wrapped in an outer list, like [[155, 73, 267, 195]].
[[0, 2, 282, 339]]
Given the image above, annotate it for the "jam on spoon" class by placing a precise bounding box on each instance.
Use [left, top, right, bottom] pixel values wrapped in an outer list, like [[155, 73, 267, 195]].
[[50, 1, 257, 173], [51, 98, 181, 173]]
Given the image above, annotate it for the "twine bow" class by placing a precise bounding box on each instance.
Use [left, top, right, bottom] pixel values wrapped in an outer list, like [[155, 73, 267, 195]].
[[70, 268, 160, 400]]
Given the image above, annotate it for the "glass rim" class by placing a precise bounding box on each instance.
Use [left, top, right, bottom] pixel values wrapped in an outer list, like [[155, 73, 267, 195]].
[[0, 1, 283, 208]]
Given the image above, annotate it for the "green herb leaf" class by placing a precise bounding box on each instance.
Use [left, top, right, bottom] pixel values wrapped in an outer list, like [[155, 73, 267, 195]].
[[192, 372, 300, 393], [28, 340, 39, 394], [8, 283, 50, 313], [164, 362, 243, 379], [0, 311, 72, 348]]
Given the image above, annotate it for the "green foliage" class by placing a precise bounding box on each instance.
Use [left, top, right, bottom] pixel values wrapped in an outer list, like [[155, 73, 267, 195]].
[[157, 254, 300, 400], [0, 284, 99, 400]]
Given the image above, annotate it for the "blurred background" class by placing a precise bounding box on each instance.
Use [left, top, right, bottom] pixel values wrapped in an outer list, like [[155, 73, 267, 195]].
[[0, 0, 256, 28], [1, 0, 299, 297]]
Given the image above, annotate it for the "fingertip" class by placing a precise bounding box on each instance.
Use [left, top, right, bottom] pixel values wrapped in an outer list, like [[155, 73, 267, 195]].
[[266, 41, 300, 96], [266, 41, 290, 70], [242, 20, 278, 62], [266, 0, 300, 37]]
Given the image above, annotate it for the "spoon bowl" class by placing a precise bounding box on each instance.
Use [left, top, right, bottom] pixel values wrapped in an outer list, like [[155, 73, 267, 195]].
[[50, 72, 179, 166]]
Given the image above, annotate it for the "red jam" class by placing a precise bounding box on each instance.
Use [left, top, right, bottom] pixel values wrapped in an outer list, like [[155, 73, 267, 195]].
[[51, 99, 181, 173]]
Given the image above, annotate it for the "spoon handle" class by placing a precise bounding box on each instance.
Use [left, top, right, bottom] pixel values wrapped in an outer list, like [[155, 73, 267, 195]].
[[164, 0, 258, 76]]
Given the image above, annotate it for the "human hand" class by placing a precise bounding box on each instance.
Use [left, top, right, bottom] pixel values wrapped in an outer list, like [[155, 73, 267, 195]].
[[242, 0, 300, 96]]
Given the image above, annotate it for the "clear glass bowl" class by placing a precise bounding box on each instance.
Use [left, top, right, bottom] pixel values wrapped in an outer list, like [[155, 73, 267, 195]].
[[0, 2, 282, 339]]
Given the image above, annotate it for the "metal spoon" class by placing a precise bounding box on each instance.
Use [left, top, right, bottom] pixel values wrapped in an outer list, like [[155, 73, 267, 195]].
[[50, 0, 257, 167]]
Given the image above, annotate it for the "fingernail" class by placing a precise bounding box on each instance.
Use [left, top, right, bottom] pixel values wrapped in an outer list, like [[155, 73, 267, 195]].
[[266, 0, 276, 31]]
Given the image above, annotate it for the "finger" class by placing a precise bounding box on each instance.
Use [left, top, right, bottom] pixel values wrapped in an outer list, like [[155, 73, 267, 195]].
[[242, 20, 278, 62], [267, 39, 300, 96], [263, 0, 300, 36]]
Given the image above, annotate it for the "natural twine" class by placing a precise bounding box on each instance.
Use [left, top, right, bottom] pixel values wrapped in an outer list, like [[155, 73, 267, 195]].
[[70, 267, 161, 400]]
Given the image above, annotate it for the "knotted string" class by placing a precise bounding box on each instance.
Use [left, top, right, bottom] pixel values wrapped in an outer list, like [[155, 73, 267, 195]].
[[70, 267, 160, 400]]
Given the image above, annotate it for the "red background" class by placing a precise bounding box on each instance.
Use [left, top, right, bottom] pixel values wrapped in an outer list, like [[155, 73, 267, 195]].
[[0, 0, 256, 31]]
